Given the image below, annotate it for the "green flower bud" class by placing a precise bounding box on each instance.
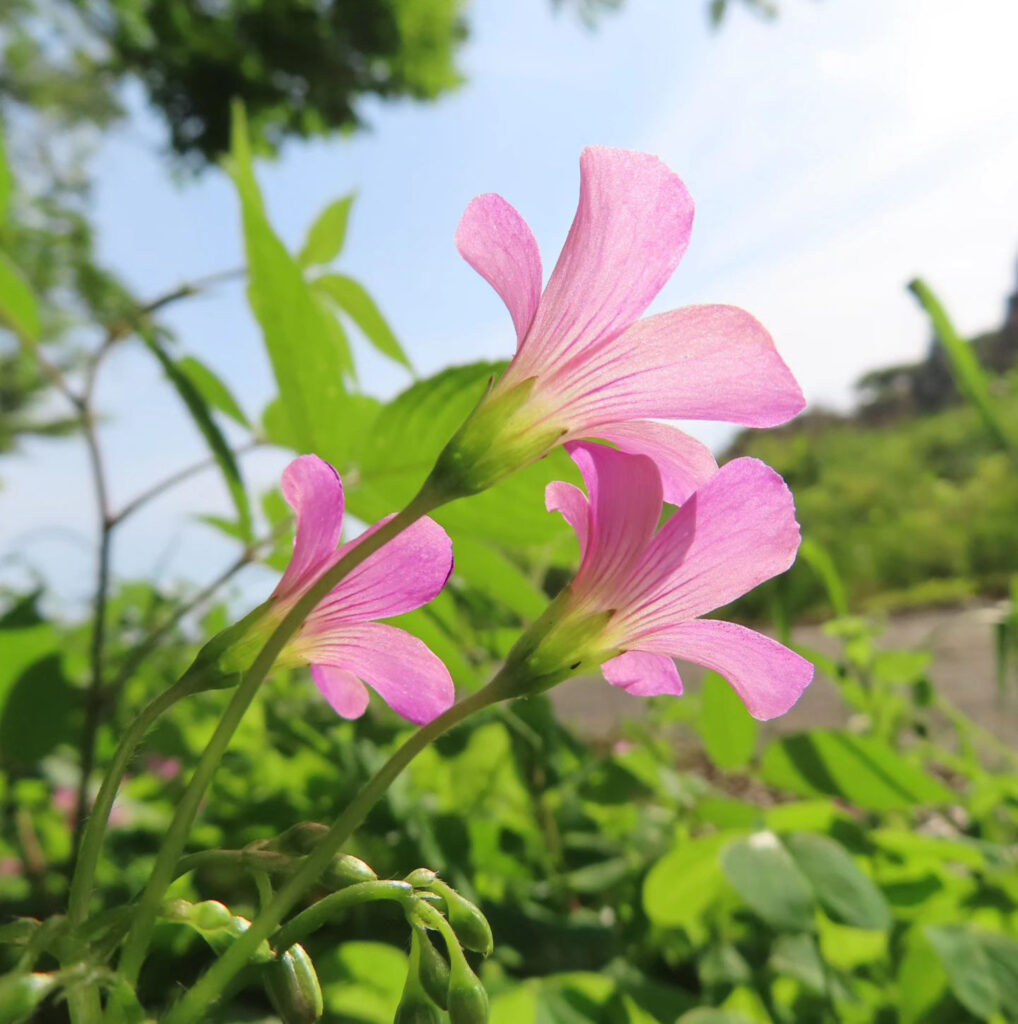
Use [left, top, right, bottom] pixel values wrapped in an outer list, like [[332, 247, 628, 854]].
[[267, 822, 329, 855], [190, 900, 234, 932], [447, 960, 489, 1024], [430, 881, 493, 957], [405, 868, 438, 889], [327, 853, 377, 887], [0, 972, 55, 1024], [414, 928, 450, 1010], [394, 927, 442, 1024], [263, 943, 324, 1024]]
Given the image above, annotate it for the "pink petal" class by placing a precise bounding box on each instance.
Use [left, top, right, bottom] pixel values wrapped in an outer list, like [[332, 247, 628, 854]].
[[456, 194, 543, 346], [311, 664, 370, 719], [553, 305, 805, 429], [645, 619, 813, 720], [512, 147, 694, 376], [618, 457, 801, 629], [602, 650, 683, 698], [592, 420, 718, 505], [309, 515, 454, 627], [304, 623, 455, 725], [566, 442, 662, 599], [545, 481, 590, 560], [275, 455, 345, 599]]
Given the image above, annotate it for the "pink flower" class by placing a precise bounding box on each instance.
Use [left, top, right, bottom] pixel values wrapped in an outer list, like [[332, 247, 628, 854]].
[[441, 147, 805, 502], [272, 455, 455, 725], [536, 443, 813, 720]]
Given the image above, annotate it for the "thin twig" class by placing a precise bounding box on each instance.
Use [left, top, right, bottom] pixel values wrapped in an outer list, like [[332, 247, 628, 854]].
[[101, 530, 280, 706], [112, 439, 262, 527]]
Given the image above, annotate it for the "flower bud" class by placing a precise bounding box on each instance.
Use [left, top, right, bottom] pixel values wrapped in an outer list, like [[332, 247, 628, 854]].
[[263, 943, 324, 1024], [327, 853, 377, 887], [0, 972, 55, 1024], [447, 960, 489, 1024], [394, 927, 443, 1024], [414, 928, 450, 1010], [266, 822, 329, 855], [430, 881, 493, 957], [190, 900, 234, 932], [405, 868, 438, 889]]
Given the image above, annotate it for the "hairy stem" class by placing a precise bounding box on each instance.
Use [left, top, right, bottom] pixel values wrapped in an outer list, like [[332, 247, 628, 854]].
[[67, 673, 214, 930], [115, 486, 442, 990], [162, 671, 516, 1024]]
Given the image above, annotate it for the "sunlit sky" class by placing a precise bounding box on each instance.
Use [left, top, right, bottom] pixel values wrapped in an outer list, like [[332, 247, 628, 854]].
[[3, 0, 1018, 607]]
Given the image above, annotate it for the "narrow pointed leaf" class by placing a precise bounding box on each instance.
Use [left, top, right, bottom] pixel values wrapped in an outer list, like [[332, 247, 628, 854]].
[[0, 252, 40, 341], [314, 273, 411, 370], [299, 195, 355, 268], [176, 355, 250, 427]]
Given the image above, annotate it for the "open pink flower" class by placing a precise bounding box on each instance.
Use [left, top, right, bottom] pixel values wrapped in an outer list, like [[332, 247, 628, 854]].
[[447, 147, 805, 502], [272, 455, 455, 725], [541, 443, 813, 720]]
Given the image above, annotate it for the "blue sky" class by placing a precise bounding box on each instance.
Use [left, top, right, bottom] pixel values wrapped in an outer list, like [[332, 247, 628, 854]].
[[3, 0, 1017, 608]]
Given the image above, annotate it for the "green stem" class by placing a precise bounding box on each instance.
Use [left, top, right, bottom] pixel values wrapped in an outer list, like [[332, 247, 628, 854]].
[[67, 674, 211, 931], [162, 671, 516, 1024], [67, 986, 103, 1024], [272, 880, 415, 952], [116, 488, 441, 991]]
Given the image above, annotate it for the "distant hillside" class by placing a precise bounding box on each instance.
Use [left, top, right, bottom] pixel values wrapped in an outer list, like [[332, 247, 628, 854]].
[[727, 262, 1018, 620]]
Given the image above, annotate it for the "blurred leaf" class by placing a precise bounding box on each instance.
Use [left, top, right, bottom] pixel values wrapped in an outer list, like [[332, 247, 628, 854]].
[[314, 273, 411, 370], [298, 195, 355, 268], [720, 832, 815, 931], [979, 932, 1018, 1018], [318, 941, 407, 1024], [176, 356, 250, 427], [909, 278, 1018, 459], [768, 932, 825, 993], [0, 125, 11, 222], [760, 730, 956, 810], [798, 538, 848, 617], [678, 1013, 753, 1024], [699, 671, 757, 770], [783, 833, 890, 930], [0, 251, 41, 341], [925, 926, 1000, 1020], [452, 536, 546, 620], [0, 654, 77, 765], [0, 623, 58, 711], [643, 832, 735, 931], [227, 103, 350, 456], [144, 335, 253, 542]]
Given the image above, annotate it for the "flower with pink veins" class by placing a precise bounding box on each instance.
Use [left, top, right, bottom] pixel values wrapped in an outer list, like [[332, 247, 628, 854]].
[[270, 455, 456, 725], [512, 443, 813, 721], [431, 147, 805, 503]]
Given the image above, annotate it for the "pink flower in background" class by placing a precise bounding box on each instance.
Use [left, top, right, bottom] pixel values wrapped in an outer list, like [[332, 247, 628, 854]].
[[544, 443, 813, 720], [146, 755, 183, 781], [273, 455, 455, 725], [454, 147, 805, 502]]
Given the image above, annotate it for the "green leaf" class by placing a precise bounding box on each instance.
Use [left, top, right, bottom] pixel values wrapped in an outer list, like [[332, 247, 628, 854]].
[[0, 655, 78, 765], [0, 251, 41, 341], [979, 932, 1018, 1018], [0, 124, 12, 223], [720, 832, 815, 931], [317, 941, 406, 1024], [925, 926, 1000, 1020], [769, 932, 826, 993], [798, 538, 848, 617], [346, 360, 575, 548], [144, 335, 253, 542], [678, 1013, 753, 1024], [760, 730, 956, 810], [909, 278, 1018, 459], [299, 195, 355, 268], [314, 273, 412, 370], [643, 832, 735, 931], [175, 356, 250, 427], [699, 671, 758, 770], [227, 103, 350, 456], [783, 832, 890, 930], [452, 536, 546, 620]]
